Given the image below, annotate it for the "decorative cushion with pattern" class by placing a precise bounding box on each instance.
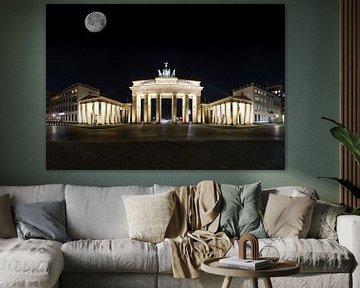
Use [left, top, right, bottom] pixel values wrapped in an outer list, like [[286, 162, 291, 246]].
[[122, 191, 175, 243]]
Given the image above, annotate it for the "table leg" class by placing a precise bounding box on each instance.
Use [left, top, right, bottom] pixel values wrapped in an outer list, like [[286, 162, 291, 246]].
[[251, 278, 258, 288], [221, 276, 233, 288], [263, 277, 273, 288]]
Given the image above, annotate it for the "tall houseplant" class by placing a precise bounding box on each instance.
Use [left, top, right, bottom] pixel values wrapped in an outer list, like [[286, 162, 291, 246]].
[[319, 117, 360, 213]]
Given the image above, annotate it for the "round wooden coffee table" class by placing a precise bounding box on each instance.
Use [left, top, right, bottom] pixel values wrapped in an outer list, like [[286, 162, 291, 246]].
[[201, 257, 300, 288]]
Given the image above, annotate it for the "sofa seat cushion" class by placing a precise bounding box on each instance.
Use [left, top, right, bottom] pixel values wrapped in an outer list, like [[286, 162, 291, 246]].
[[62, 239, 158, 273], [229, 238, 353, 273], [65, 185, 153, 239], [157, 238, 353, 274], [0, 238, 64, 288]]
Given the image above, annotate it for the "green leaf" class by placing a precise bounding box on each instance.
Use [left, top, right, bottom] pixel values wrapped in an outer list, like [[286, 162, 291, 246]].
[[330, 126, 360, 165], [318, 177, 360, 198], [322, 117, 360, 165], [351, 208, 360, 215], [321, 116, 344, 127]]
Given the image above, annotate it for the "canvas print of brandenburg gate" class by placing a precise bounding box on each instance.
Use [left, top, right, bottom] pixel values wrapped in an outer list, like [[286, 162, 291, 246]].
[[46, 4, 285, 170]]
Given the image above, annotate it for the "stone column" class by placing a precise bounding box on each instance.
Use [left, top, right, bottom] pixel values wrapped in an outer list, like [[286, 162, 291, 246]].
[[181, 95, 185, 123], [148, 96, 152, 123], [239, 103, 245, 124], [221, 103, 226, 124], [201, 106, 205, 123], [250, 103, 254, 124], [172, 93, 177, 123], [159, 95, 162, 122], [144, 94, 149, 123], [195, 95, 201, 123], [78, 104, 82, 123], [111, 105, 116, 124], [99, 102, 104, 124], [215, 104, 221, 124], [94, 102, 99, 124], [191, 95, 196, 123], [232, 102, 238, 125], [79, 103, 84, 123], [226, 102, 232, 125], [116, 106, 121, 123], [137, 96, 142, 123], [156, 94, 160, 123], [106, 103, 111, 124], [245, 103, 251, 124], [104, 102, 108, 124], [86, 103, 92, 124], [184, 94, 189, 123], [131, 94, 137, 123]]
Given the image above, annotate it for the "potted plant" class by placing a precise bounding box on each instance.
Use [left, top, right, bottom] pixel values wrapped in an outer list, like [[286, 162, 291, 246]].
[[319, 117, 360, 215]]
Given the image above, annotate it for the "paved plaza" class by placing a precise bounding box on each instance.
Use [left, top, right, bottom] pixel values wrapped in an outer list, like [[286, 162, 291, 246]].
[[46, 124, 285, 170]]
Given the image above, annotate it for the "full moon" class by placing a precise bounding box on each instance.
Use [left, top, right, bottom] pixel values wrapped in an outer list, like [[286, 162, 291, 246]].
[[84, 12, 107, 33]]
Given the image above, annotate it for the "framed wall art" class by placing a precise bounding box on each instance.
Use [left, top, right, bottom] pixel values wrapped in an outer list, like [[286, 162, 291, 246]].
[[46, 4, 285, 170]]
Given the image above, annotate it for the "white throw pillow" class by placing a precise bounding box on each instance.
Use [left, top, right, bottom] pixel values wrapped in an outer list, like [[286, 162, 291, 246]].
[[122, 191, 175, 243]]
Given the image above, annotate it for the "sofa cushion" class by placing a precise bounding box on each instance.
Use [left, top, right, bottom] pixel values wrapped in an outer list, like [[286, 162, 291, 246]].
[[153, 184, 176, 194], [218, 182, 266, 238], [261, 238, 353, 273], [0, 238, 64, 288], [0, 184, 65, 204], [307, 200, 347, 240], [232, 238, 353, 273], [0, 194, 16, 238], [12, 200, 70, 243], [261, 186, 319, 212], [263, 193, 316, 238], [61, 273, 157, 288], [122, 191, 175, 243], [61, 239, 158, 273], [158, 237, 353, 274], [65, 185, 153, 239]]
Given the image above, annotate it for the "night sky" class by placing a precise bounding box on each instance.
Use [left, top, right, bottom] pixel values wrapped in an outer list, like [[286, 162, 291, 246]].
[[46, 4, 285, 103]]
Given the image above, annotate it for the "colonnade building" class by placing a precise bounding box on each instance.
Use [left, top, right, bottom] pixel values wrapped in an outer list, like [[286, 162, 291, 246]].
[[46, 64, 284, 126], [78, 95, 131, 125], [201, 95, 253, 125]]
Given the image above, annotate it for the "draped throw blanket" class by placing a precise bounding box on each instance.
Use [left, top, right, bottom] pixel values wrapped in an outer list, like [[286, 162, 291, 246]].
[[165, 180, 231, 278]]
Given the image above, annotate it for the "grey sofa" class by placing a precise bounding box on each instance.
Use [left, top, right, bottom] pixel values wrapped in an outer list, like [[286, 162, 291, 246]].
[[0, 184, 359, 288]]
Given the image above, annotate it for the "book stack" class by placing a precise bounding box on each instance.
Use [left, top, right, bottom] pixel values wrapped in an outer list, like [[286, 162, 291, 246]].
[[218, 256, 271, 270]]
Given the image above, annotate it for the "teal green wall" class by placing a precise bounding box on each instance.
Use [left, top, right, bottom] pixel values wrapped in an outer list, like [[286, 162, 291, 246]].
[[0, 0, 340, 202]]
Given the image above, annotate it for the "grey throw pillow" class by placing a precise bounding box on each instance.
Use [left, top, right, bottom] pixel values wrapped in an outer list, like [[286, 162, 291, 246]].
[[0, 194, 16, 238], [218, 182, 266, 238], [12, 200, 70, 243], [307, 200, 347, 240]]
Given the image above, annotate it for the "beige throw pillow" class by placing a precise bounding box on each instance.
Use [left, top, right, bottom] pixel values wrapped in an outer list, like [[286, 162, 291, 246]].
[[263, 193, 316, 238], [0, 194, 17, 238], [122, 191, 175, 243]]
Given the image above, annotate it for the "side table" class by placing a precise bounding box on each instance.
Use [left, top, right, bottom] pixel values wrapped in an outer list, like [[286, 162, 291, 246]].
[[201, 257, 300, 288]]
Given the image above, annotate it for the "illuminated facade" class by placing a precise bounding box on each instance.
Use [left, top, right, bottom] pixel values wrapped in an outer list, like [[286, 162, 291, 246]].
[[78, 95, 131, 125], [46, 83, 100, 123], [130, 63, 203, 124], [47, 67, 284, 126], [201, 95, 253, 125], [233, 83, 284, 123]]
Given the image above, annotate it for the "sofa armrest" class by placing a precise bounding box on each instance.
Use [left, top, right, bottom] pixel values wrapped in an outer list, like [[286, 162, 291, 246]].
[[337, 215, 360, 288]]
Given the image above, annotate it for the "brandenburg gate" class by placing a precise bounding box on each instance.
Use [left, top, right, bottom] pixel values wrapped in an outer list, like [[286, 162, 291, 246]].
[[130, 63, 203, 124]]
